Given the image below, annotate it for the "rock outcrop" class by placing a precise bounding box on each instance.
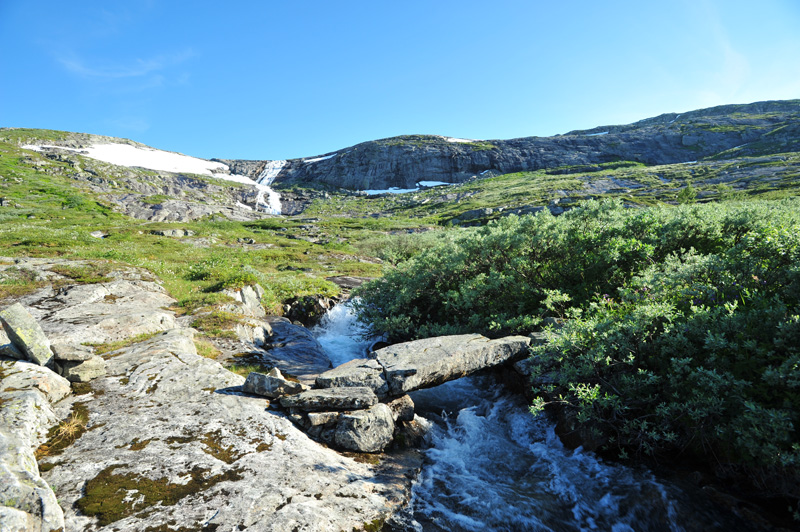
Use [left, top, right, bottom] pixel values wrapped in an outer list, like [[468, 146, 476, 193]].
[[0, 259, 421, 531], [226, 100, 800, 191], [0, 360, 71, 531]]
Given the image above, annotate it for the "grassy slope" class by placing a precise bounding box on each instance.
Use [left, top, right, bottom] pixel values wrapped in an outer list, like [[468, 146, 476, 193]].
[[1, 120, 798, 323]]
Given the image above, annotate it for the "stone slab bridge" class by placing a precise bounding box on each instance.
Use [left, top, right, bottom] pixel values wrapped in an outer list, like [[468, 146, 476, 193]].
[[244, 334, 532, 452]]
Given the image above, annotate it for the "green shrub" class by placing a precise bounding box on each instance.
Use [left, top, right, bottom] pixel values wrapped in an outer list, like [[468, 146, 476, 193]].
[[355, 198, 800, 487]]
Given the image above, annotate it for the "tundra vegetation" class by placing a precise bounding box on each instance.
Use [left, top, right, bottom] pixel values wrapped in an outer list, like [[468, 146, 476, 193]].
[[1, 117, 800, 517]]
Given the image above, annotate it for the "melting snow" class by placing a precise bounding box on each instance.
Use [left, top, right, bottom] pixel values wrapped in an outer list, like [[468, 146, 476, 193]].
[[418, 181, 450, 187], [443, 137, 479, 143], [585, 131, 609, 136], [23, 142, 284, 215], [303, 154, 336, 164], [364, 187, 419, 195]]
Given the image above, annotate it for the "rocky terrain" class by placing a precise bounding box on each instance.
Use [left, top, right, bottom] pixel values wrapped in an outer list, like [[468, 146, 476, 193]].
[[233, 100, 800, 191], [0, 258, 427, 531]]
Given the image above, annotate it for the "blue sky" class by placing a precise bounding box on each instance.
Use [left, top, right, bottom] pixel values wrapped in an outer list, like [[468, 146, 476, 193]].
[[2, 0, 799, 160]]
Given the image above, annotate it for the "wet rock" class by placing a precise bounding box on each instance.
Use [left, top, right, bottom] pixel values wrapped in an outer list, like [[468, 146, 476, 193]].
[[279, 387, 379, 412], [334, 403, 395, 453], [315, 358, 389, 397], [372, 334, 532, 396], [62, 355, 107, 383], [283, 295, 334, 327], [243, 368, 308, 398], [0, 303, 53, 367], [393, 415, 432, 449], [258, 317, 332, 386]]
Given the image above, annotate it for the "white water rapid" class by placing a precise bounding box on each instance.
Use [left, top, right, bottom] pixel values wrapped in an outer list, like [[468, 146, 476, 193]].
[[312, 303, 755, 532], [255, 160, 286, 214]]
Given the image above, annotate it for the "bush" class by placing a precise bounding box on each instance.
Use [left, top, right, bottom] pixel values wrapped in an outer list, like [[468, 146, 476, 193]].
[[355, 198, 800, 486]]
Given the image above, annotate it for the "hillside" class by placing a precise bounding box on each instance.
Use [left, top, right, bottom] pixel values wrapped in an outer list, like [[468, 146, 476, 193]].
[[2, 99, 800, 530], [226, 99, 800, 191]]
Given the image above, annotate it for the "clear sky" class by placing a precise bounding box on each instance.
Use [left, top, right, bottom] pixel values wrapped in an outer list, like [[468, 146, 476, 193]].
[[2, 0, 799, 160]]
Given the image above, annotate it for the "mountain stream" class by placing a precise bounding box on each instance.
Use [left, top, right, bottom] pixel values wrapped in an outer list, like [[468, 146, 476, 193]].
[[312, 303, 759, 532]]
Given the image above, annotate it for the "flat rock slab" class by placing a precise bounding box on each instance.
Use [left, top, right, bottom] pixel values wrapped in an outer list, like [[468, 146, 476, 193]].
[[373, 334, 532, 396], [280, 386, 379, 412], [42, 329, 412, 531], [315, 357, 388, 397], [243, 368, 308, 398]]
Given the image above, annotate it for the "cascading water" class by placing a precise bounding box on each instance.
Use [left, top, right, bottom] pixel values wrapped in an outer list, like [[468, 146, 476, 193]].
[[255, 160, 286, 214], [312, 302, 756, 532]]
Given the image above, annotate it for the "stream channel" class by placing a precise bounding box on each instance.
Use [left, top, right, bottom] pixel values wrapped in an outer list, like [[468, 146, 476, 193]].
[[311, 302, 762, 532]]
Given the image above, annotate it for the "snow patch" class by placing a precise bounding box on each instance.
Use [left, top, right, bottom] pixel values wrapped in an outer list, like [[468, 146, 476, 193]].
[[303, 154, 336, 164], [417, 181, 450, 187], [23, 142, 283, 214], [585, 131, 609, 136], [442, 136, 480, 143], [364, 187, 419, 195]]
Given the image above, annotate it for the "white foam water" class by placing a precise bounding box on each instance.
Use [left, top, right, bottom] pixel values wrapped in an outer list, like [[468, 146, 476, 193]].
[[311, 300, 375, 366], [255, 160, 286, 215]]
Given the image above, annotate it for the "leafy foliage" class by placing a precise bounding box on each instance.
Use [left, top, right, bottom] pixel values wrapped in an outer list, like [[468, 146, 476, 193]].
[[355, 198, 800, 479]]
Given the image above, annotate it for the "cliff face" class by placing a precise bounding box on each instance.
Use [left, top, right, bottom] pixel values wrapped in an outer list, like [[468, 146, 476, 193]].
[[230, 99, 800, 191]]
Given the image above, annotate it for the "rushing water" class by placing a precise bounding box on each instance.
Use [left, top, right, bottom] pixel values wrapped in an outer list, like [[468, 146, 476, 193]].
[[312, 303, 755, 532]]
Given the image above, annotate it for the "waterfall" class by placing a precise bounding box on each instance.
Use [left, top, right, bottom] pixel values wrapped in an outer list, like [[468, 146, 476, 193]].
[[255, 160, 287, 215]]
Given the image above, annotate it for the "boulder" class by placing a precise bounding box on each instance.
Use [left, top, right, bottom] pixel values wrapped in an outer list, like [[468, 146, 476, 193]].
[[222, 284, 266, 318], [279, 387, 378, 412], [50, 341, 95, 362], [307, 411, 340, 427], [62, 355, 107, 383], [334, 403, 395, 453], [372, 334, 532, 396], [243, 368, 307, 398], [0, 303, 53, 367], [315, 358, 389, 397], [387, 395, 415, 423]]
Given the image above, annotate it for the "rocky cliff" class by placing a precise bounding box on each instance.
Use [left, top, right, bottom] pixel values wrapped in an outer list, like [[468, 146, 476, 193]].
[[229, 99, 800, 191]]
